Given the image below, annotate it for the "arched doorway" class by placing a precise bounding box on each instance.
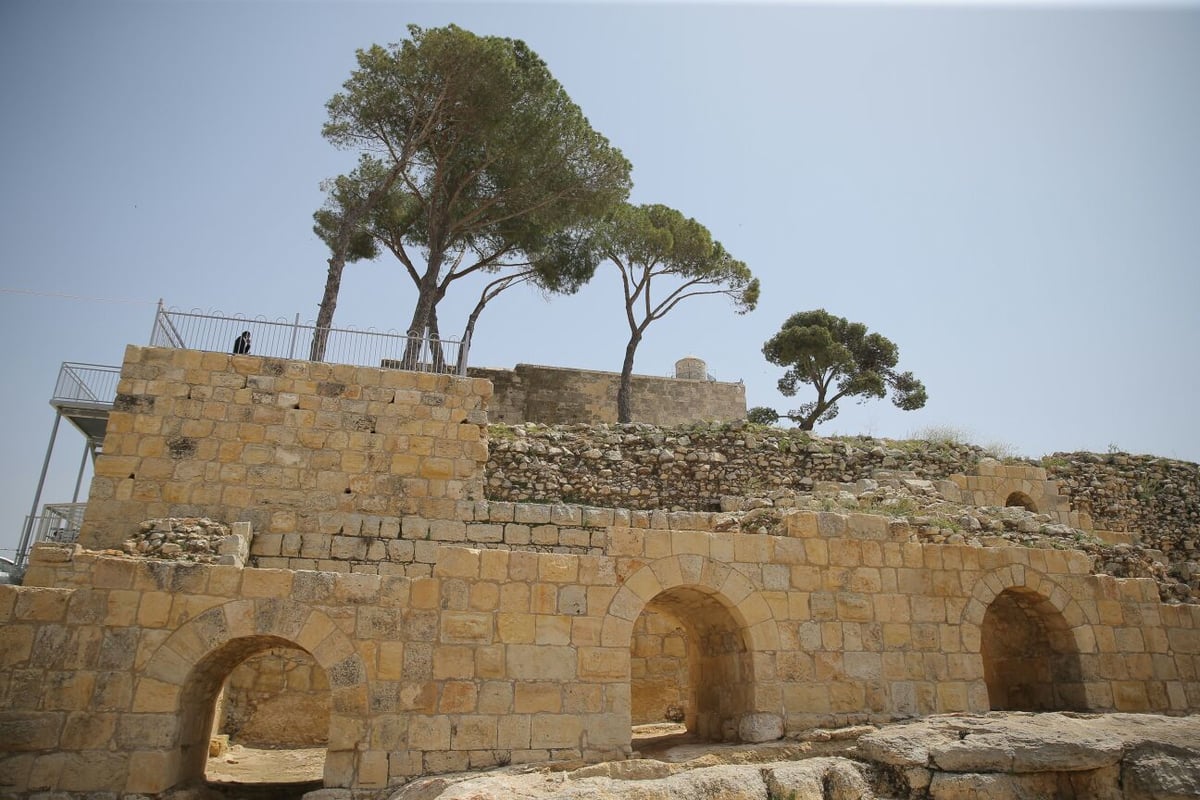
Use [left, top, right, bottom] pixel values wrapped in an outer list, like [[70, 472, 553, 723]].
[[208, 645, 330, 786], [980, 587, 1085, 711], [1005, 491, 1038, 512], [631, 602, 696, 731], [177, 635, 328, 792], [632, 587, 755, 742]]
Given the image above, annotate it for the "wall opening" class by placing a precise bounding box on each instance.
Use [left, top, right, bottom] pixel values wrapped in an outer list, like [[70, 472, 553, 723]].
[[631, 587, 755, 743], [175, 635, 329, 793], [981, 588, 1085, 711], [209, 645, 330, 785], [1005, 491, 1038, 512], [631, 604, 695, 732]]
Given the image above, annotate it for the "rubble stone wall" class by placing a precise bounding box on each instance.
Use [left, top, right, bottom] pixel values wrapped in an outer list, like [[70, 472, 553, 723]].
[[467, 364, 745, 426], [483, 424, 1199, 555], [1043, 452, 1200, 565], [484, 424, 987, 510]]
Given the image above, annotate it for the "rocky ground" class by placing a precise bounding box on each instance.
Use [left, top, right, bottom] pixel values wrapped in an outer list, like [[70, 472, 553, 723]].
[[192, 713, 1200, 800], [384, 712, 1200, 800]]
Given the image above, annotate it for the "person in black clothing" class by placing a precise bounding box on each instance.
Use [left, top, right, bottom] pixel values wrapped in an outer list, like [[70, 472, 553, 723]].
[[233, 330, 251, 354]]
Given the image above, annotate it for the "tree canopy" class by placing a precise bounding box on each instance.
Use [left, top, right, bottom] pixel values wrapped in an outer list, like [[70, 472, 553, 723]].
[[312, 24, 631, 361], [597, 202, 758, 423], [760, 309, 927, 431]]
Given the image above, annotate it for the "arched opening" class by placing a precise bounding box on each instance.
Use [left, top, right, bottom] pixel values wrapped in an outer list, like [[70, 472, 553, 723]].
[[631, 604, 696, 732], [980, 588, 1085, 711], [176, 635, 329, 795], [1005, 491, 1038, 512], [631, 587, 755, 745], [208, 646, 330, 786]]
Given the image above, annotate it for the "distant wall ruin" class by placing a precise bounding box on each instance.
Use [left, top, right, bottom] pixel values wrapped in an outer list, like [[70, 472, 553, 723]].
[[467, 362, 746, 426]]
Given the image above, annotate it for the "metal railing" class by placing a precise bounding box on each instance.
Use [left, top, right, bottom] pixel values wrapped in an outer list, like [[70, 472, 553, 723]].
[[149, 302, 470, 375], [52, 363, 122, 407], [24, 503, 87, 548]]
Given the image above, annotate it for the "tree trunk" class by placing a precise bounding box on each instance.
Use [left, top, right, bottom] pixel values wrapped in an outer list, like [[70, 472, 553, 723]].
[[310, 253, 344, 361], [310, 165, 404, 361], [457, 293, 489, 375], [455, 273, 525, 374], [402, 252, 443, 369], [426, 307, 446, 373], [617, 334, 641, 424]]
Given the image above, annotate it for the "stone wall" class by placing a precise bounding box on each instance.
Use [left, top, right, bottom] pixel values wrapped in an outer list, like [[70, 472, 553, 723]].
[[484, 423, 986, 510], [630, 607, 692, 726], [483, 423, 1199, 556], [218, 647, 329, 747], [1044, 452, 1200, 567], [4, 346, 1200, 797], [467, 364, 745, 426], [6, 506, 1200, 795], [79, 346, 490, 550]]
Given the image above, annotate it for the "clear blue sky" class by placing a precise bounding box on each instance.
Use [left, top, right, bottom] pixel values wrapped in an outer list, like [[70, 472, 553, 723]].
[[2, 1, 1198, 559]]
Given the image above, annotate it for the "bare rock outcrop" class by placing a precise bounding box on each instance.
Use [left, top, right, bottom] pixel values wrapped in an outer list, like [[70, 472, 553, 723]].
[[379, 713, 1200, 800], [858, 712, 1200, 799]]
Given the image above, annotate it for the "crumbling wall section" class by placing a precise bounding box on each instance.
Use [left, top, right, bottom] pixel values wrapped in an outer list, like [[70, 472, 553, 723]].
[[484, 424, 986, 510], [467, 364, 745, 426]]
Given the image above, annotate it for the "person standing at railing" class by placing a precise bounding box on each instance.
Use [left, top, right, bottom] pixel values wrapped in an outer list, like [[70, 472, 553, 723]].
[[233, 330, 251, 354]]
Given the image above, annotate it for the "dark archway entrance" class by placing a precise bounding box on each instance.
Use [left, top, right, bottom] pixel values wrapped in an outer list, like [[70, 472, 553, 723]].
[[175, 635, 329, 793], [1005, 491, 1038, 512], [632, 587, 755, 742], [981, 588, 1085, 711]]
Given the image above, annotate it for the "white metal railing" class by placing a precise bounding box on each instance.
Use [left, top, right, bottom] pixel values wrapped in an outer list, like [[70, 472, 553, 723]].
[[53, 363, 122, 407], [25, 503, 87, 547], [149, 302, 470, 375]]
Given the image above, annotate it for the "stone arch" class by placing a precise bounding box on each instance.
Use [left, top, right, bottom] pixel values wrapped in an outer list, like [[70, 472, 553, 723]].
[[605, 554, 782, 744], [131, 598, 367, 793], [1005, 491, 1039, 512], [961, 566, 1090, 712]]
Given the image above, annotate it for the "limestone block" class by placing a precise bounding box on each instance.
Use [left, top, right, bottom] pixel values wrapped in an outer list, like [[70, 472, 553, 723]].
[[452, 715, 498, 750], [408, 716, 454, 754], [530, 714, 583, 749], [0, 712, 65, 751], [439, 612, 492, 644], [514, 504, 552, 525], [738, 712, 783, 743], [581, 507, 615, 528], [507, 644, 575, 680], [849, 514, 891, 540]]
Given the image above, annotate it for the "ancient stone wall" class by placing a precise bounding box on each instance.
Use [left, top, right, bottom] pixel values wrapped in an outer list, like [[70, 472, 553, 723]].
[[630, 607, 692, 726], [1044, 452, 1200, 567], [218, 647, 329, 747], [484, 424, 1199, 554], [467, 364, 745, 426], [79, 346, 490, 550], [484, 424, 987, 510], [6, 507, 1200, 796], [3, 346, 1200, 798]]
